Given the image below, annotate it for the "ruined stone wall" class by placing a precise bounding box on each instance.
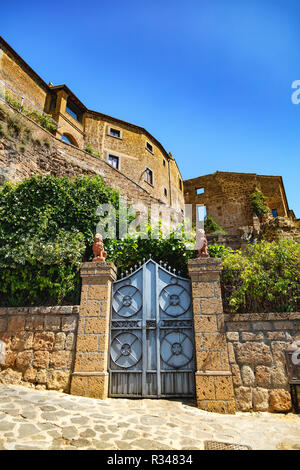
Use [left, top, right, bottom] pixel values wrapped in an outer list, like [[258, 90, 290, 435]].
[[225, 313, 300, 412], [0, 306, 79, 392], [184, 172, 291, 236]]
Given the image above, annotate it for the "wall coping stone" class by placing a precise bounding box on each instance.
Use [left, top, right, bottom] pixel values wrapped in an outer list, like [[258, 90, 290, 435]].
[[0, 306, 80, 316], [224, 312, 300, 322]]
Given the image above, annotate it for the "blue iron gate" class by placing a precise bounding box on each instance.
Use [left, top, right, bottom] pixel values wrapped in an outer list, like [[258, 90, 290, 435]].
[[109, 259, 195, 397]]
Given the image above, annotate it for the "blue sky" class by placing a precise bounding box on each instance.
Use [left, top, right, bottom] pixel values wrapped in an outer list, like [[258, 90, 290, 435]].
[[2, 0, 300, 216]]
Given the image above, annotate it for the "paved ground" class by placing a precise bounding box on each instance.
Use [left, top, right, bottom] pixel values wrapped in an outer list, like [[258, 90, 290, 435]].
[[0, 385, 299, 450]]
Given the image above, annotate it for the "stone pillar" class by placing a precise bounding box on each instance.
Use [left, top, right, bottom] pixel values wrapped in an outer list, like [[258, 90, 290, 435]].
[[70, 261, 117, 399], [188, 258, 236, 414]]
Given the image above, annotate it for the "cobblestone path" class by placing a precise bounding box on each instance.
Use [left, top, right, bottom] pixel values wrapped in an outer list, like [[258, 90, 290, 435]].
[[0, 385, 299, 450]]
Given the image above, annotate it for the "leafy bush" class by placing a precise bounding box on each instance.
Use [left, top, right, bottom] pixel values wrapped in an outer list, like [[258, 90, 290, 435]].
[[24, 109, 58, 132], [204, 215, 226, 234], [0, 175, 119, 306], [106, 222, 197, 278], [3, 92, 57, 132], [250, 190, 270, 218], [84, 144, 101, 158], [221, 239, 300, 313]]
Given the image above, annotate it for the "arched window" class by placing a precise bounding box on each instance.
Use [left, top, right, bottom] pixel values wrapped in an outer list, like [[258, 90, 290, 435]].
[[61, 133, 78, 147]]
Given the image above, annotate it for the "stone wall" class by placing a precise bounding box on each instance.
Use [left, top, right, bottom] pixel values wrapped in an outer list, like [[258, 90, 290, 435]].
[[0, 102, 182, 221], [0, 306, 79, 392], [184, 172, 293, 236], [225, 313, 300, 412]]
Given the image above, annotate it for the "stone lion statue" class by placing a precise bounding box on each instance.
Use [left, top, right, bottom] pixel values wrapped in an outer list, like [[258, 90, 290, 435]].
[[196, 228, 210, 258], [92, 233, 107, 262]]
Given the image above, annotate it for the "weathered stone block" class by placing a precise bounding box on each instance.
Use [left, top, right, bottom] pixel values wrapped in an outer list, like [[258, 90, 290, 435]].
[[88, 375, 108, 399], [36, 369, 47, 384], [53, 332, 66, 351], [240, 332, 264, 342], [33, 351, 50, 368], [47, 370, 70, 392], [65, 333, 75, 350], [231, 364, 242, 387], [7, 316, 25, 332], [269, 389, 292, 412], [266, 331, 286, 341], [15, 351, 33, 371], [195, 376, 215, 400], [241, 365, 255, 386], [270, 365, 289, 388], [70, 375, 88, 396], [75, 334, 98, 353], [11, 332, 33, 351], [23, 367, 37, 383], [255, 366, 271, 388], [33, 332, 55, 351], [200, 298, 223, 315], [271, 342, 289, 364], [80, 352, 105, 372], [33, 316, 44, 331], [235, 386, 252, 411], [0, 368, 22, 385], [196, 351, 222, 371], [0, 318, 7, 332], [194, 315, 217, 332], [226, 332, 239, 342], [50, 351, 71, 368], [227, 342, 236, 363], [44, 315, 61, 331], [206, 401, 227, 413], [214, 376, 235, 400], [203, 333, 227, 351], [192, 282, 214, 298], [84, 317, 107, 335], [236, 342, 272, 365], [80, 301, 101, 317], [88, 285, 109, 300], [253, 388, 269, 412], [61, 315, 78, 332]]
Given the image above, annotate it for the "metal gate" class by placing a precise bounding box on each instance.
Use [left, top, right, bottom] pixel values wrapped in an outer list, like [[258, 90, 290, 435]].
[[109, 259, 195, 397]]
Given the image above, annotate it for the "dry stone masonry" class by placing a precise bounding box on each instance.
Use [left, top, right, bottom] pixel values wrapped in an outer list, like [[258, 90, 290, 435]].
[[0, 306, 79, 392], [225, 312, 300, 412]]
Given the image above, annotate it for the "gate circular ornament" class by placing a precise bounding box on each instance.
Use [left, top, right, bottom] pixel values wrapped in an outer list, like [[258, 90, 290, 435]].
[[161, 332, 193, 368], [111, 332, 142, 369], [112, 285, 142, 318], [159, 284, 191, 317]]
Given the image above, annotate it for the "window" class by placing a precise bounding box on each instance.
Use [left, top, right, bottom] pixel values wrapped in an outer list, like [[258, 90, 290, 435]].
[[145, 168, 153, 185], [179, 178, 182, 191], [196, 187, 204, 195], [66, 98, 83, 123], [109, 127, 121, 138], [108, 154, 119, 169], [272, 209, 278, 218], [164, 188, 168, 197], [163, 159, 166, 167], [146, 141, 153, 153]]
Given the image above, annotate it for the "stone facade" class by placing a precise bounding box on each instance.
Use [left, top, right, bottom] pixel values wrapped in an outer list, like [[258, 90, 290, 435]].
[[0, 37, 185, 215], [0, 103, 182, 222], [225, 313, 300, 412], [0, 306, 79, 392], [184, 171, 295, 236], [188, 258, 236, 414], [70, 261, 117, 399]]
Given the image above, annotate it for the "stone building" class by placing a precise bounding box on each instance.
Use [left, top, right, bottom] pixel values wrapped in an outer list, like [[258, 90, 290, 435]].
[[0, 36, 184, 216], [184, 171, 296, 236]]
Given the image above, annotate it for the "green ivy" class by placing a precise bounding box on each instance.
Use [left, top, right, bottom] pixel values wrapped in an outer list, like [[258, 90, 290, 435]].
[[250, 190, 270, 217]]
